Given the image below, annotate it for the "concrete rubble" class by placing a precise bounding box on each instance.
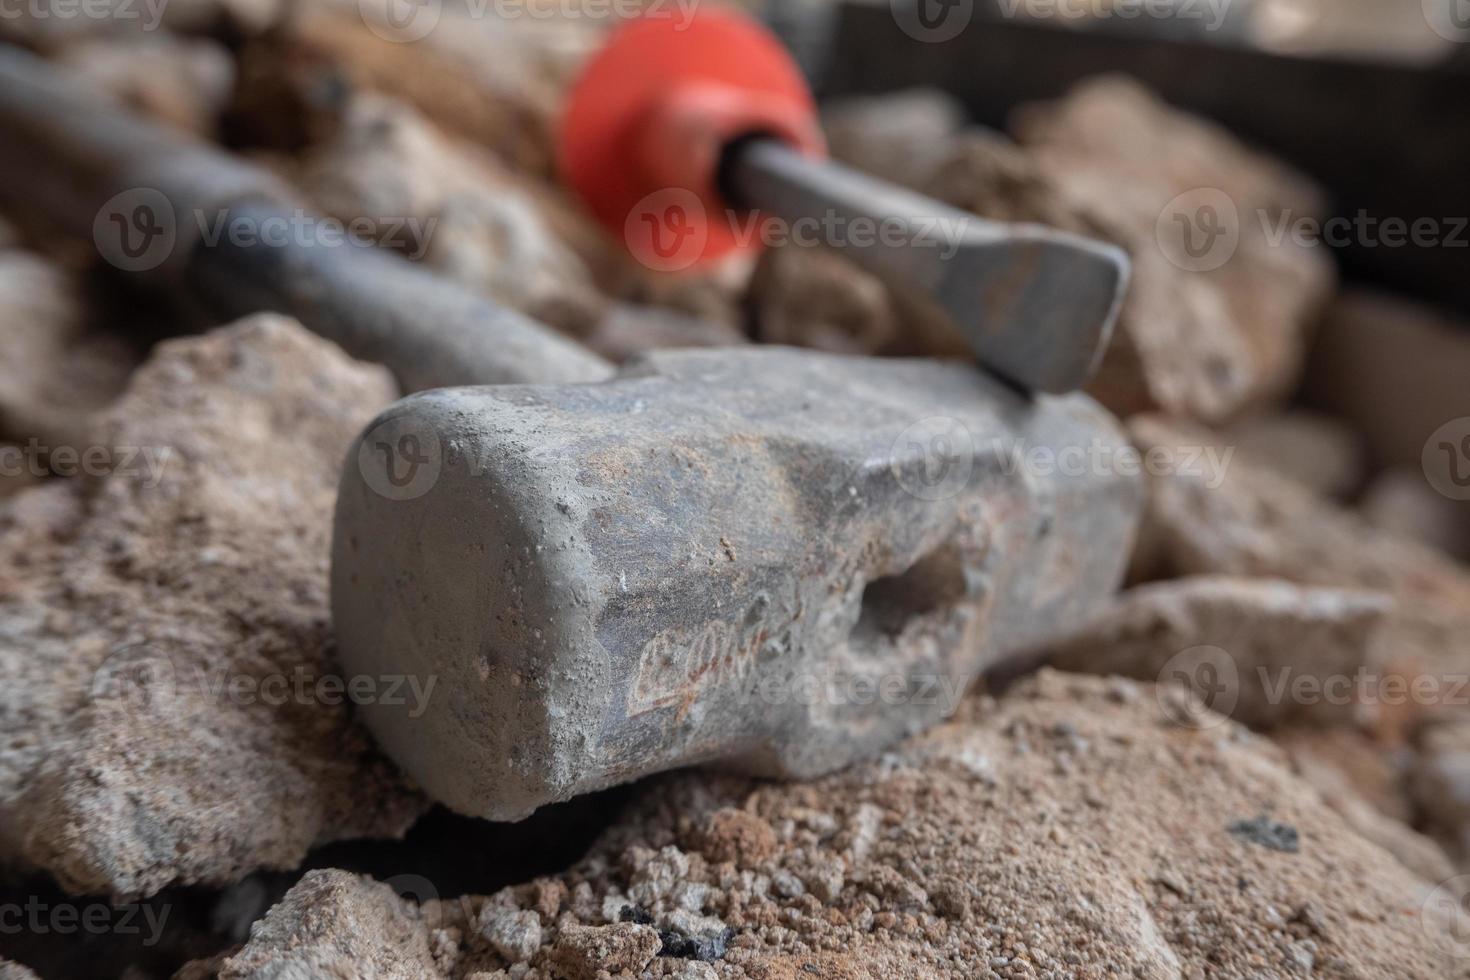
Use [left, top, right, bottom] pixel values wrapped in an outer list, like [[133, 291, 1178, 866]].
[[2, 4, 1470, 977], [0, 315, 423, 898], [196, 672, 1469, 979], [0, 251, 141, 449]]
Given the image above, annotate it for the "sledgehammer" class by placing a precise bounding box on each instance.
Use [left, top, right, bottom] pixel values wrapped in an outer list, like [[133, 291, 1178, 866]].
[[559, 11, 1130, 394], [332, 348, 1142, 820]]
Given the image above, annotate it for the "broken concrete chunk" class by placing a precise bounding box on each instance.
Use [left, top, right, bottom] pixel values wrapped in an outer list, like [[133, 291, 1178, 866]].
[[1306, 289, 1470, 473], [56, 34, 234, 137], [333, 349, 1142, 820], [0, 314, 423, 898], [1218, 410, 1366, 499], [1412, 719, 1470, 868], [218, 870, 438, 980], [289, 0, 600, 176], [551, 922, 661, 980], [1129, 414, 1470, 613], [1042, 576, 1391, 729], [1362, 468, 1470, 563], [747, 246, 906, 356], [191, 671, 1467, 978], [821, 88, 968, 187], [0, 251, 141, 448], [295, 95, 605, 337], [997, 75, 1335, 422], [1276, 727, 1455, 884]]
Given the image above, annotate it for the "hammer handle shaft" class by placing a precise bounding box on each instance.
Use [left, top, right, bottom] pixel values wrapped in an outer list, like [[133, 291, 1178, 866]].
[[0, 44, 613, 392]]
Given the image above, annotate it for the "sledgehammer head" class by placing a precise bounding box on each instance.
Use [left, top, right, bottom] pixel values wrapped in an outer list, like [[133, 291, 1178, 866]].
[[331, 349, 1141, 820]]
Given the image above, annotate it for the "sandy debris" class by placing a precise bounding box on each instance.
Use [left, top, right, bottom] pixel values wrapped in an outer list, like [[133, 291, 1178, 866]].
[[0, 315, 423, 897], [189, 671, 1469, 979]]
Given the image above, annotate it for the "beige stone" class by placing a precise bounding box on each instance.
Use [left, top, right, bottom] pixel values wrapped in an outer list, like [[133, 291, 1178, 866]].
[[1043, 576, 1391, 729], [56, 34, 234, 137], [0, 315, 423, 897]]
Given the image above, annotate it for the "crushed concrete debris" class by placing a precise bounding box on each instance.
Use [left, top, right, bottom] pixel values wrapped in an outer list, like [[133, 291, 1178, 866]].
[[0, 315, 423, 897], [185, 672, 1468, 979]]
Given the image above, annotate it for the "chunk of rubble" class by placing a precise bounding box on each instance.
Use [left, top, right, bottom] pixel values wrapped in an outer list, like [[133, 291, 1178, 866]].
[[1362, 468, 1470, 563], [1217, 410, 1366, 499], [1042, 575, 1391, 729], [999, 76, 1335, 421], [294, 95, 606, 337], [1412, 720, 1470, 868], [821, 88, 968, 187], [55, 34, 235, 137], [184, 672, 1468, 978], [1306, 290, 1470, 472], [1276, 727, 1455, 885], [1129, 414, 1470, 612], [0, 314, 423, 898], [0, 251, 141, 448], [287, 0, 600, 176], [1130, 414, 1470, 745], [218, 871, 439, 980], [747, 247, 905, 356], [0, 960, 39, 980]]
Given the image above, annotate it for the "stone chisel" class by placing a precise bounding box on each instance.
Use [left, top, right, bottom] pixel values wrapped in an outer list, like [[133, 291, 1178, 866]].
[[558, 9, 1131, 394]]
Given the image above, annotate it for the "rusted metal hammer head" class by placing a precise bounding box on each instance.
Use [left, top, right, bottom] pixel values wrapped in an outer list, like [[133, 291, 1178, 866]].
[[331, 348, 1141, 820]]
